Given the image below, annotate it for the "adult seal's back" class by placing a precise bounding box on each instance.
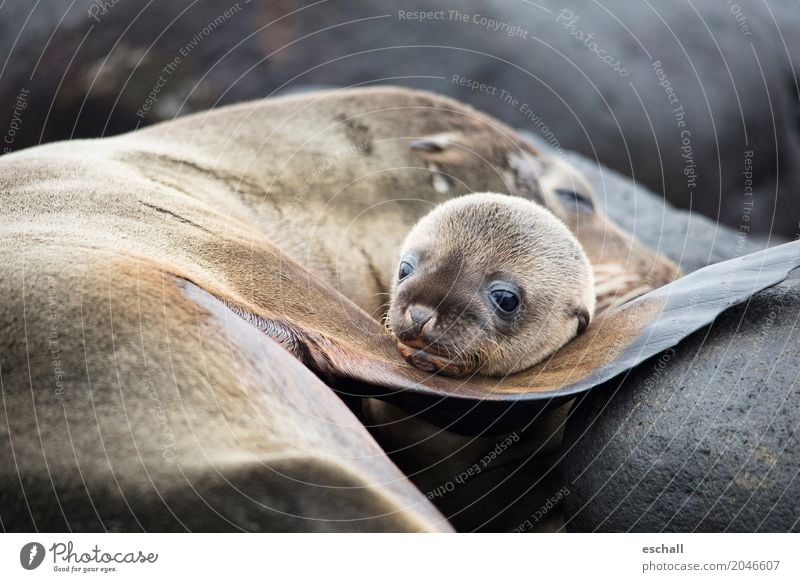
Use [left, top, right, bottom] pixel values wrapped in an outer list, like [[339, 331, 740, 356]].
[[389, 193, 595, 376], [124, 86, 679, 317]]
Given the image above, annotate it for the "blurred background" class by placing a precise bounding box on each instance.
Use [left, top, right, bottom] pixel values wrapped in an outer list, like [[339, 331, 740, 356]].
[[2, 0, 799, 237]]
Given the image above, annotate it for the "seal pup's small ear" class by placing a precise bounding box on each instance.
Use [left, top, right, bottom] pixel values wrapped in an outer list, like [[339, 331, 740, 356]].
[[574, 306, 591, 335]]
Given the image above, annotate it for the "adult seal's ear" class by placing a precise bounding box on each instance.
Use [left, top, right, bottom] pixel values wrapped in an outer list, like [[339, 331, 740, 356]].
[[410, 133, 457, 152]]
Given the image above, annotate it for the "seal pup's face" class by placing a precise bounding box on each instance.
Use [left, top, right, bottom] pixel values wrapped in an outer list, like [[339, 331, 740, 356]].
[[388, 192, 596, 377]]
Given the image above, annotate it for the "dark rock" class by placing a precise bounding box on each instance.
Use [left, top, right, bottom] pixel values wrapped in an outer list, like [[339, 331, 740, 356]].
[[563, 279, 800, 532], [3, 0, 800, 234]]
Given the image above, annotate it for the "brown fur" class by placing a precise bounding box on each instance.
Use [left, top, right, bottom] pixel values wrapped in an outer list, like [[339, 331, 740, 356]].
[[129, 86, 679, 316], [0, 86, 680, 531]]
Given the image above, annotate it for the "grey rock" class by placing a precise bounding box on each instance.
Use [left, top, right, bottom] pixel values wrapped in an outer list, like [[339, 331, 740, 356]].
[[563, 279, 800, 532], [3, 0, 800, 234]]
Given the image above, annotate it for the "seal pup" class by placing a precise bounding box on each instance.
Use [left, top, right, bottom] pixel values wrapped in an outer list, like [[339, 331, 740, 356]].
[[388, 193, 595, 377]]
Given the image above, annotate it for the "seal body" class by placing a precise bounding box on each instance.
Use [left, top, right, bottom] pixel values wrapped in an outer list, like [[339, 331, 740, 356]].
[[0, 86, 679, 531], [388, 193, 595, 376], [129, 86, 678, 317]]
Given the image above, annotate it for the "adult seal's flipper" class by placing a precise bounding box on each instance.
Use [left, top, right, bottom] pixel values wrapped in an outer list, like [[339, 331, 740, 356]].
[[265, 241, 800, 434]]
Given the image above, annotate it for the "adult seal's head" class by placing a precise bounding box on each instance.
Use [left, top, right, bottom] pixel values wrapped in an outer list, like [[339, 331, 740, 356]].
[[388, 192, 596, 377]]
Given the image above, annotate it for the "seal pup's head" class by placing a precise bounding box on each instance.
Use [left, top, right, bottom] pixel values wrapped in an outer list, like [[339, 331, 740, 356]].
[[388, 193, 595, 377]]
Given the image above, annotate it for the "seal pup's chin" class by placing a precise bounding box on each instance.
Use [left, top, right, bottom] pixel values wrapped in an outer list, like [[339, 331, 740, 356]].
[[396, 340, 475, 377]]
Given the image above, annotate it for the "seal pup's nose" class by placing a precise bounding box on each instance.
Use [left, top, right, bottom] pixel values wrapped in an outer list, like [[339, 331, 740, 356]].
[[407, 304, 436, 335]]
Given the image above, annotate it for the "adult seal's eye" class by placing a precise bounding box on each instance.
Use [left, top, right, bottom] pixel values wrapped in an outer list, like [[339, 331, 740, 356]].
[[490, 289, 520, 314], [555, 188, 595, 213], [398, 260, 415, 281]]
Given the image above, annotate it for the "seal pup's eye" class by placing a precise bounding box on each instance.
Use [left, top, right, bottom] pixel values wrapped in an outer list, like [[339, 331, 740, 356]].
[[555, 188, 595, 213], [398, 260, 415, 281], [489, 289, 520, 314]]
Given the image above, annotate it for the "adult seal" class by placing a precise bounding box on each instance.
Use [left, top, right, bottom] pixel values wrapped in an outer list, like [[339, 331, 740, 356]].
[[0, 86, 682, 532], [389, 193, 595, 376]]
